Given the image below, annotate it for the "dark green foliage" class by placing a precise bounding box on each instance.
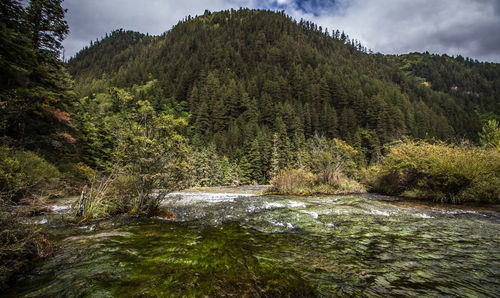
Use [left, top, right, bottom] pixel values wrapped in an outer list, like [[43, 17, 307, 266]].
[[0, 0, 74, 156], [190, 144, 240, 186], [390, 52, 500, 139], [0, 1, 73, 288], [71, 84, 191, 217], [26, 0, 69, 57]]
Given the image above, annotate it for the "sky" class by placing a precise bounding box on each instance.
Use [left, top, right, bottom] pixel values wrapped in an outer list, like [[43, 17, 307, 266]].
[[62, 0, 500, 62]]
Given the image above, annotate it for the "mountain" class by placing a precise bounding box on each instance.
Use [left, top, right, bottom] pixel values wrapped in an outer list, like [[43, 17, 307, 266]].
[[67, 8, 499, 181]]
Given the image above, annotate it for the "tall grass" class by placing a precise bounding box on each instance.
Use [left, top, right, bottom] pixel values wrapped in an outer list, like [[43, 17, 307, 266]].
[[368, 140, 500, 203], [76, 170, 182, 220]]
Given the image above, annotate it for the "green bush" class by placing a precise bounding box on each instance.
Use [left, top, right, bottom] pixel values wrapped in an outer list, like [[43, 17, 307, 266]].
[[299, 136, 364, 182], [368, 140, 500, 203], [78, 98, 191, 219], [59, 162, 95, 184], [0, 146, 64, 201]]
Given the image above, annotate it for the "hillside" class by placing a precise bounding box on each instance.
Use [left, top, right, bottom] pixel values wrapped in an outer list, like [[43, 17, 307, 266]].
[[67, 9, 499, 182], [390, 52, 500, 120]]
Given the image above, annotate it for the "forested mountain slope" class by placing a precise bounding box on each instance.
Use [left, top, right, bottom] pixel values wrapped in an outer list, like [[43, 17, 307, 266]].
[[67, 9, 499, 181], [390, 52, 500, 121]]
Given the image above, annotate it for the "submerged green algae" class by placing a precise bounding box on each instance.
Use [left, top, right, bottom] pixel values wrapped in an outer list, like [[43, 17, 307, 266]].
[[5, 193, 500, 297]]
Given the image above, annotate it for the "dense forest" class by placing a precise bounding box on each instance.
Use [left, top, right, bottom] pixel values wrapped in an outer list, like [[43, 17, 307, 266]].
[[66, 9, 500, 184]]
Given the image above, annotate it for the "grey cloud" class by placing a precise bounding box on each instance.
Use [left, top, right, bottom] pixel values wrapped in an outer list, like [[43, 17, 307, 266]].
[[302, 0, 500, 62], [62, 0, 500, 62]]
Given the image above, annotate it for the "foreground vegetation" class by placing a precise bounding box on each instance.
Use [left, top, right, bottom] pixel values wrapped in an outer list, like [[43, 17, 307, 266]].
[[369, 139, 500, 203], [76, 99, 190, 219]]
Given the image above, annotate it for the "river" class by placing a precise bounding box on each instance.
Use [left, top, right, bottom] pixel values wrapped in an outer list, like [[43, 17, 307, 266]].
[[5, 189, 500, 297]]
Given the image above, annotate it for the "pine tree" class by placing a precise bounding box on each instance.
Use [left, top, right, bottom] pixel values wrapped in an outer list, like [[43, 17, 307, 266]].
[[1, 0, 73, 154], [195, 101, 210, 136], [238, 155, 252, 184], [269, 132, 281, 179], [27, 0, 69, 58]]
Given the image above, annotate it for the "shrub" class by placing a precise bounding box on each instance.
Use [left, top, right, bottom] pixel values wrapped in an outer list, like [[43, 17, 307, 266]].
[[368, 140, 500, 203], [299, 136, 364, 182], [0, 146, 64, 201], [267, 168, 365, 195], [77, 99, 191, 219], [112, 100, 190, 214], [268, 136, 366, 195], [267, 168, 316, 195]]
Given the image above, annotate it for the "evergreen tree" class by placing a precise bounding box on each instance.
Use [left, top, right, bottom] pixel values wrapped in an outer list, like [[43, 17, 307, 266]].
[[1, 0, 73, 155]]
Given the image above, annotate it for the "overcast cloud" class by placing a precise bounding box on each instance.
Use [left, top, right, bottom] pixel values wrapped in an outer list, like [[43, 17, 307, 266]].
[[62, 0, 500, 62]]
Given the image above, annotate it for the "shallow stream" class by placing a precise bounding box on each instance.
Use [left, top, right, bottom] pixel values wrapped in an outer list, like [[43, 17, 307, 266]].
[[5, 191, 500, 297]]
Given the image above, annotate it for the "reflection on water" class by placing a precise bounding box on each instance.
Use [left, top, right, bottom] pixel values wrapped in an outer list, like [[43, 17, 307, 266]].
[[6, 192, 500, 297]]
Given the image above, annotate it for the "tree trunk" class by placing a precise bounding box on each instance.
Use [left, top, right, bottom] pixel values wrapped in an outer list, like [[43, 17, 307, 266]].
[[76, 185, 88, 217]]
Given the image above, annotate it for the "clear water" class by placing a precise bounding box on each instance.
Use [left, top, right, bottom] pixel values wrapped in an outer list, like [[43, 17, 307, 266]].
[[5, 193, 500, 297]]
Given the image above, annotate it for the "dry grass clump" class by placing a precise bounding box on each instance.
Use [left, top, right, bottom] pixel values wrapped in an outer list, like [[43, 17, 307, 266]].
[[267, 168, 365, 195]]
